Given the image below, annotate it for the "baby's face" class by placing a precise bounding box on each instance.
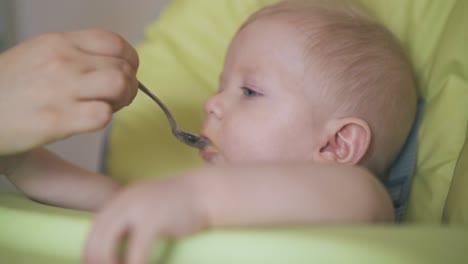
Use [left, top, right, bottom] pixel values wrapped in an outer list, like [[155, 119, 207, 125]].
[[200, 17, 325, 165]]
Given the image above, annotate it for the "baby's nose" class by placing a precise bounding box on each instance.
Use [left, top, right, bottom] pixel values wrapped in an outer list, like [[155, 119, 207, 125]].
[[204, 93, 224, 119]]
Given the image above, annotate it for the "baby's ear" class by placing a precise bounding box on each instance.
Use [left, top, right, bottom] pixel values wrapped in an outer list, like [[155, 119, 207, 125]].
[[318, 118, 371, 165]]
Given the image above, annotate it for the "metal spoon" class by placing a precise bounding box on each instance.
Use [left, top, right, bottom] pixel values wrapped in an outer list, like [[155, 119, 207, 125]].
[[137, 81, 211, 149]]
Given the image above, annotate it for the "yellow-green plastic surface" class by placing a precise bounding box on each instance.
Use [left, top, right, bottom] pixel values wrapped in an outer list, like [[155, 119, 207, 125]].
[[1, 192, 467, 264], [362, 0, 468, 223], [1, 0, 468, 263], [443, 124, 468, 223]]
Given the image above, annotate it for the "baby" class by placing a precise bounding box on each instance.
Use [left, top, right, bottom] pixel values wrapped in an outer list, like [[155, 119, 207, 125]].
[[9, 0, 419, 263]]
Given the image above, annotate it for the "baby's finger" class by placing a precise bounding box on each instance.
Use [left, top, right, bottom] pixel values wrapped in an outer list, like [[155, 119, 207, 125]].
[[83, 211, 128, 264], [65, 29, 139, 70], [126, 227, 159, 264]]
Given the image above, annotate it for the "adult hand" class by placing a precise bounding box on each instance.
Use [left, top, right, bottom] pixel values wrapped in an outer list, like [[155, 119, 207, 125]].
[[0, 29, 139, 155]]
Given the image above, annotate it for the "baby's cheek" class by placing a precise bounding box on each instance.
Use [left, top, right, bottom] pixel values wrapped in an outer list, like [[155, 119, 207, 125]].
[[223, 132, 283, 163], [228, 131, 317, 163], [222, 134, 254, 162], [221, 126, 257, 162], [220, 115, 297, 162]]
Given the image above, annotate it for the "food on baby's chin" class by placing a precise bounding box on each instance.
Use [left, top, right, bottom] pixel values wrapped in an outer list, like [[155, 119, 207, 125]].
[[203, 144, 218, 153]]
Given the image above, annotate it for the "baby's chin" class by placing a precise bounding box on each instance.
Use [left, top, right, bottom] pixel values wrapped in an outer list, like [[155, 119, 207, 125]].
[[199, 146, 226, 165]]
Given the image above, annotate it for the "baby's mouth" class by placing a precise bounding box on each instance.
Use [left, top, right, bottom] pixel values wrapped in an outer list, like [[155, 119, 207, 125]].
[[199, 150, 217, 164], [198, 140, 221, 165]]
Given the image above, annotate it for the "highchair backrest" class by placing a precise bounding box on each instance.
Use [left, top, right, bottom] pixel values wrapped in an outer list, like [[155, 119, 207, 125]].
[[443, 126, 468, 224], [104, 0, 468, 224]]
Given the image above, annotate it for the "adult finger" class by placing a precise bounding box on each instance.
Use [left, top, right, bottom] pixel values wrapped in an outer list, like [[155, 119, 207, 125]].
[[35, 101, 111, 144], [65, 101, 112, 136], [65, 29, 139, 70], [79, 67, 134, 111], [77, 52, 136, 76]]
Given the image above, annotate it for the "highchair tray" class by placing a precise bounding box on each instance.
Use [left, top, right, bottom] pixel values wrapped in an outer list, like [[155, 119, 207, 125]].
[[0, 192, 466, 264]]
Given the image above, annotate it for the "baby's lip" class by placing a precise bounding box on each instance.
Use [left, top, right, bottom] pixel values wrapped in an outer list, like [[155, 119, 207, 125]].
[[200, 132, 216, 148], [198, 133, 220, 164], [199, 148, 218, 164]]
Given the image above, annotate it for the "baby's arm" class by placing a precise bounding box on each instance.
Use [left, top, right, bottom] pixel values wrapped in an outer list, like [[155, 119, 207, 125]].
[[84, 163, 393, 264], [196, 164, 394, 226], [4, 147, 120, 211]]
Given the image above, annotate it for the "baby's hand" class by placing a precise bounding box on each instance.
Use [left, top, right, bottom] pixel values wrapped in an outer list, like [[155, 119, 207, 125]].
[[83, 174, 207, 264]]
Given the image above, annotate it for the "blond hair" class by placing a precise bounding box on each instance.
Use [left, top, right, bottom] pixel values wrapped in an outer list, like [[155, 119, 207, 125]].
[[243, 0, 417, 176]]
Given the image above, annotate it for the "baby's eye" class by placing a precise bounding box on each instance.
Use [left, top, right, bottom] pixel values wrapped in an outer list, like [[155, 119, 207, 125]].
[[242, 87, 259, 97]]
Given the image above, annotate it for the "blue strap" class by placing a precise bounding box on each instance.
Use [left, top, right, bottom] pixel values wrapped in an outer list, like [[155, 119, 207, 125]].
[[384, 99, 425, 222]]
